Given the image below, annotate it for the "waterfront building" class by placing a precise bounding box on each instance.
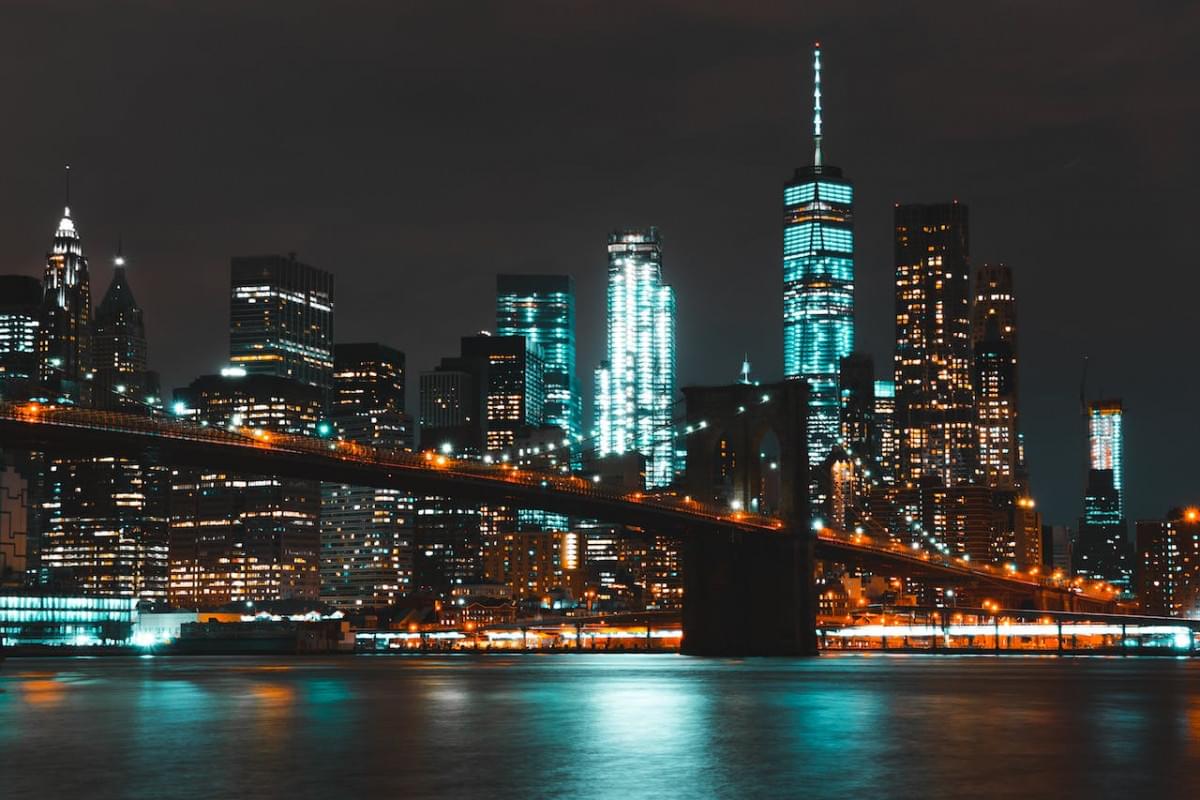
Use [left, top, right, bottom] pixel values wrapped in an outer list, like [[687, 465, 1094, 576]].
[[0, 275, 42, 400], [0, 595, 137, 647], [595, 228, 678, 489], [229, 254, 334, 390], [496, 274, 580, 440], [1136, 508, 1200, 617], [169, 372, 323, 607], [37, 189, 92, 404], [893, 202, 976, 488], [321, 343, 414, 610], [783, 44, 854, 470]]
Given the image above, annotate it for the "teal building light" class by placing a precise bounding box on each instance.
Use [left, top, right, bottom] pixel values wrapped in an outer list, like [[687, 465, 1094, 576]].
[[595, 228, 678, 489], [783, 43, 855, 468]]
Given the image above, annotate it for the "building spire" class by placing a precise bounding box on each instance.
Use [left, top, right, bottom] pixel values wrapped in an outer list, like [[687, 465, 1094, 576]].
[[115, 236, 125, 268], [64, 164, 71, 215], [812, 43, 823, 167]]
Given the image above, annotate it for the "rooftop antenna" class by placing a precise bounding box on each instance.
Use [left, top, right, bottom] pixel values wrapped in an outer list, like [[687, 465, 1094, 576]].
[[115, 235, 125, 267], [1079, 355, 1089, 416], [812, 42, 823, 167]]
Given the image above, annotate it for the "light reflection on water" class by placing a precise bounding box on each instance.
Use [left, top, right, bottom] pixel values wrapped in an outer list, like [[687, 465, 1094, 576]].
[[1, 654, 1198, 799]]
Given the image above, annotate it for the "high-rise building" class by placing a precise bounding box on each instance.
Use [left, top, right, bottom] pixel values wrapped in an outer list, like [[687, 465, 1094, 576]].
[[321, 343, 415, 610], [39, 248, 169, 601], [0, 462, 31, 587], [497, 274, 580, 440], [37, 191, 92, 404], [169, 373, 323, 607], [1136, 508, 1200, 618], [1074, 468, 1131, 589], [973, 263, 1020, 489], [419, 334, 543, 456], [894, 202, 976, 488], [1087, 399, 1125, 520], [595, 228, 678, 488], [0, 275, 42, 400], [872, 379, 897, 487], [783, 44, 854, 469], [838, 353, 874, 458], [229, 254, 334, 390], [92, 250, 161, 412]]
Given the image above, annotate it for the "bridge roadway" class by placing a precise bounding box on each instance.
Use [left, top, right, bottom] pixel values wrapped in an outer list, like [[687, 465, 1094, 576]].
[[0, 402, 1116, 612]]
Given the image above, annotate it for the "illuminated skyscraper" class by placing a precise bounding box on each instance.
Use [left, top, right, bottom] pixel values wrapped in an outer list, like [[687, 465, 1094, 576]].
[[1088, 399, 1125, 519], [229, 254, 334, 390], [595, 228, 678, 488], [92, 249, 161, 412], [872, 380, 897, 487], [41, 249, 168, 601], [783, 44, 854, 468], [37, 174, 92, 404], [497, 274, 580, 440], [972, 263, 1019, 489], [893, 202, 976, 487], [321, 343, 414, 610], [0, 275, 42, 400]]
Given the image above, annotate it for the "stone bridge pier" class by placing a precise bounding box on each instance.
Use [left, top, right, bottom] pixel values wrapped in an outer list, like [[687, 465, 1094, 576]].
[[678, 380, 816, 656]]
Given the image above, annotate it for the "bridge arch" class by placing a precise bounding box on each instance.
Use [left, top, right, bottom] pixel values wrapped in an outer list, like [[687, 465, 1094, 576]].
[[681, 380, 808, 527]]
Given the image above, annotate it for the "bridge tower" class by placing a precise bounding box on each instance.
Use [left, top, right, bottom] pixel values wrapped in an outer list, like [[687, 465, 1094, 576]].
[[678, 380, 815, 656]]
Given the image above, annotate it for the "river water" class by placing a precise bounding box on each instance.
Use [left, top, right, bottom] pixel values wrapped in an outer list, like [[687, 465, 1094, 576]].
[[1, 654, 1198, 799]]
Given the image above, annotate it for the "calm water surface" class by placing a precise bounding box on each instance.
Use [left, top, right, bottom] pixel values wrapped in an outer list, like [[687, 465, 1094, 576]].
[[1, 653, 1198, 799]]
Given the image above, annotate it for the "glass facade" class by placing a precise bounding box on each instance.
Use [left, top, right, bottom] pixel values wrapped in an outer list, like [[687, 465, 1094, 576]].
[[595, 228, 678, 489], [0, 595, 137, 647], [1088, 399, 1124, 520], [229, 254, 334, 390], [0, 275, 42, 400], [496, 274, 580, 440], [973, 263, 1020, 489], [783, 44, 854, 469], [893, 202, 976, 487], [321, 343, 414, 610]]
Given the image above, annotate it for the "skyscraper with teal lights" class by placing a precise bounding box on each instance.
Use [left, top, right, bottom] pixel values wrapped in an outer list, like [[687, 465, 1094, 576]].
[[595, 228, 677, 489], [1087, 399, 1125, 520], [783, 44, 854, 468], [496, 274, 580, 440]]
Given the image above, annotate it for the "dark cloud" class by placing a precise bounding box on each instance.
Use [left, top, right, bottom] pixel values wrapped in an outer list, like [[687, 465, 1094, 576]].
[[1, 1, 1197, 525]]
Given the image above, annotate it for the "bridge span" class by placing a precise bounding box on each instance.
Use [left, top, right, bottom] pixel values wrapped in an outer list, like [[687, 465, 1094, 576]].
[[0, 402, 1122, 654]]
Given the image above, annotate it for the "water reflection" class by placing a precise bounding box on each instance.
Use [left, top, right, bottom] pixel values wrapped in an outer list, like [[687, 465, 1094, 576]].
[[0, 655, 1198, 799]]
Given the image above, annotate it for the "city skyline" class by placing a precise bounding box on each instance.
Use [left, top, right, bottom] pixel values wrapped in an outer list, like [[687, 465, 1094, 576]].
[[0, 3, 1196, 527]]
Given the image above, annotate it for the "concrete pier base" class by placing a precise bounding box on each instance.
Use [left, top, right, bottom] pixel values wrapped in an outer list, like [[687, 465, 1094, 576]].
[[681, 529, 816, 656]]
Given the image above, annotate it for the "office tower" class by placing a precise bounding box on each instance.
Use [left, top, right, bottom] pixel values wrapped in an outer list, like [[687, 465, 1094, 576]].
[[1136, 508, 1200, 617], [595, 228, 678, 488], [229, 254, 334, 390], [0, 275, 42, 400], [37, 189, 92, 403], [40, 249, 169, 601], [894, 202, 976, 487], [169, 372, 323, 607], [783, 44, 855, 469], [872, 380, 897, 487], [92, 250, 161, 412], [497, 274, 580, 440], [838, 353, 874, 458], [1074, 468, 1131, 589], [1087, 399, 1125, 519], [973, 263, 1020, 489], [419, 334, 544, 455], [321, 343, 414, 610]]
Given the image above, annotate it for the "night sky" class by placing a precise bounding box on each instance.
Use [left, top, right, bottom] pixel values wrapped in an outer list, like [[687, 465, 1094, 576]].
[[1, 2, 1197, 526]]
